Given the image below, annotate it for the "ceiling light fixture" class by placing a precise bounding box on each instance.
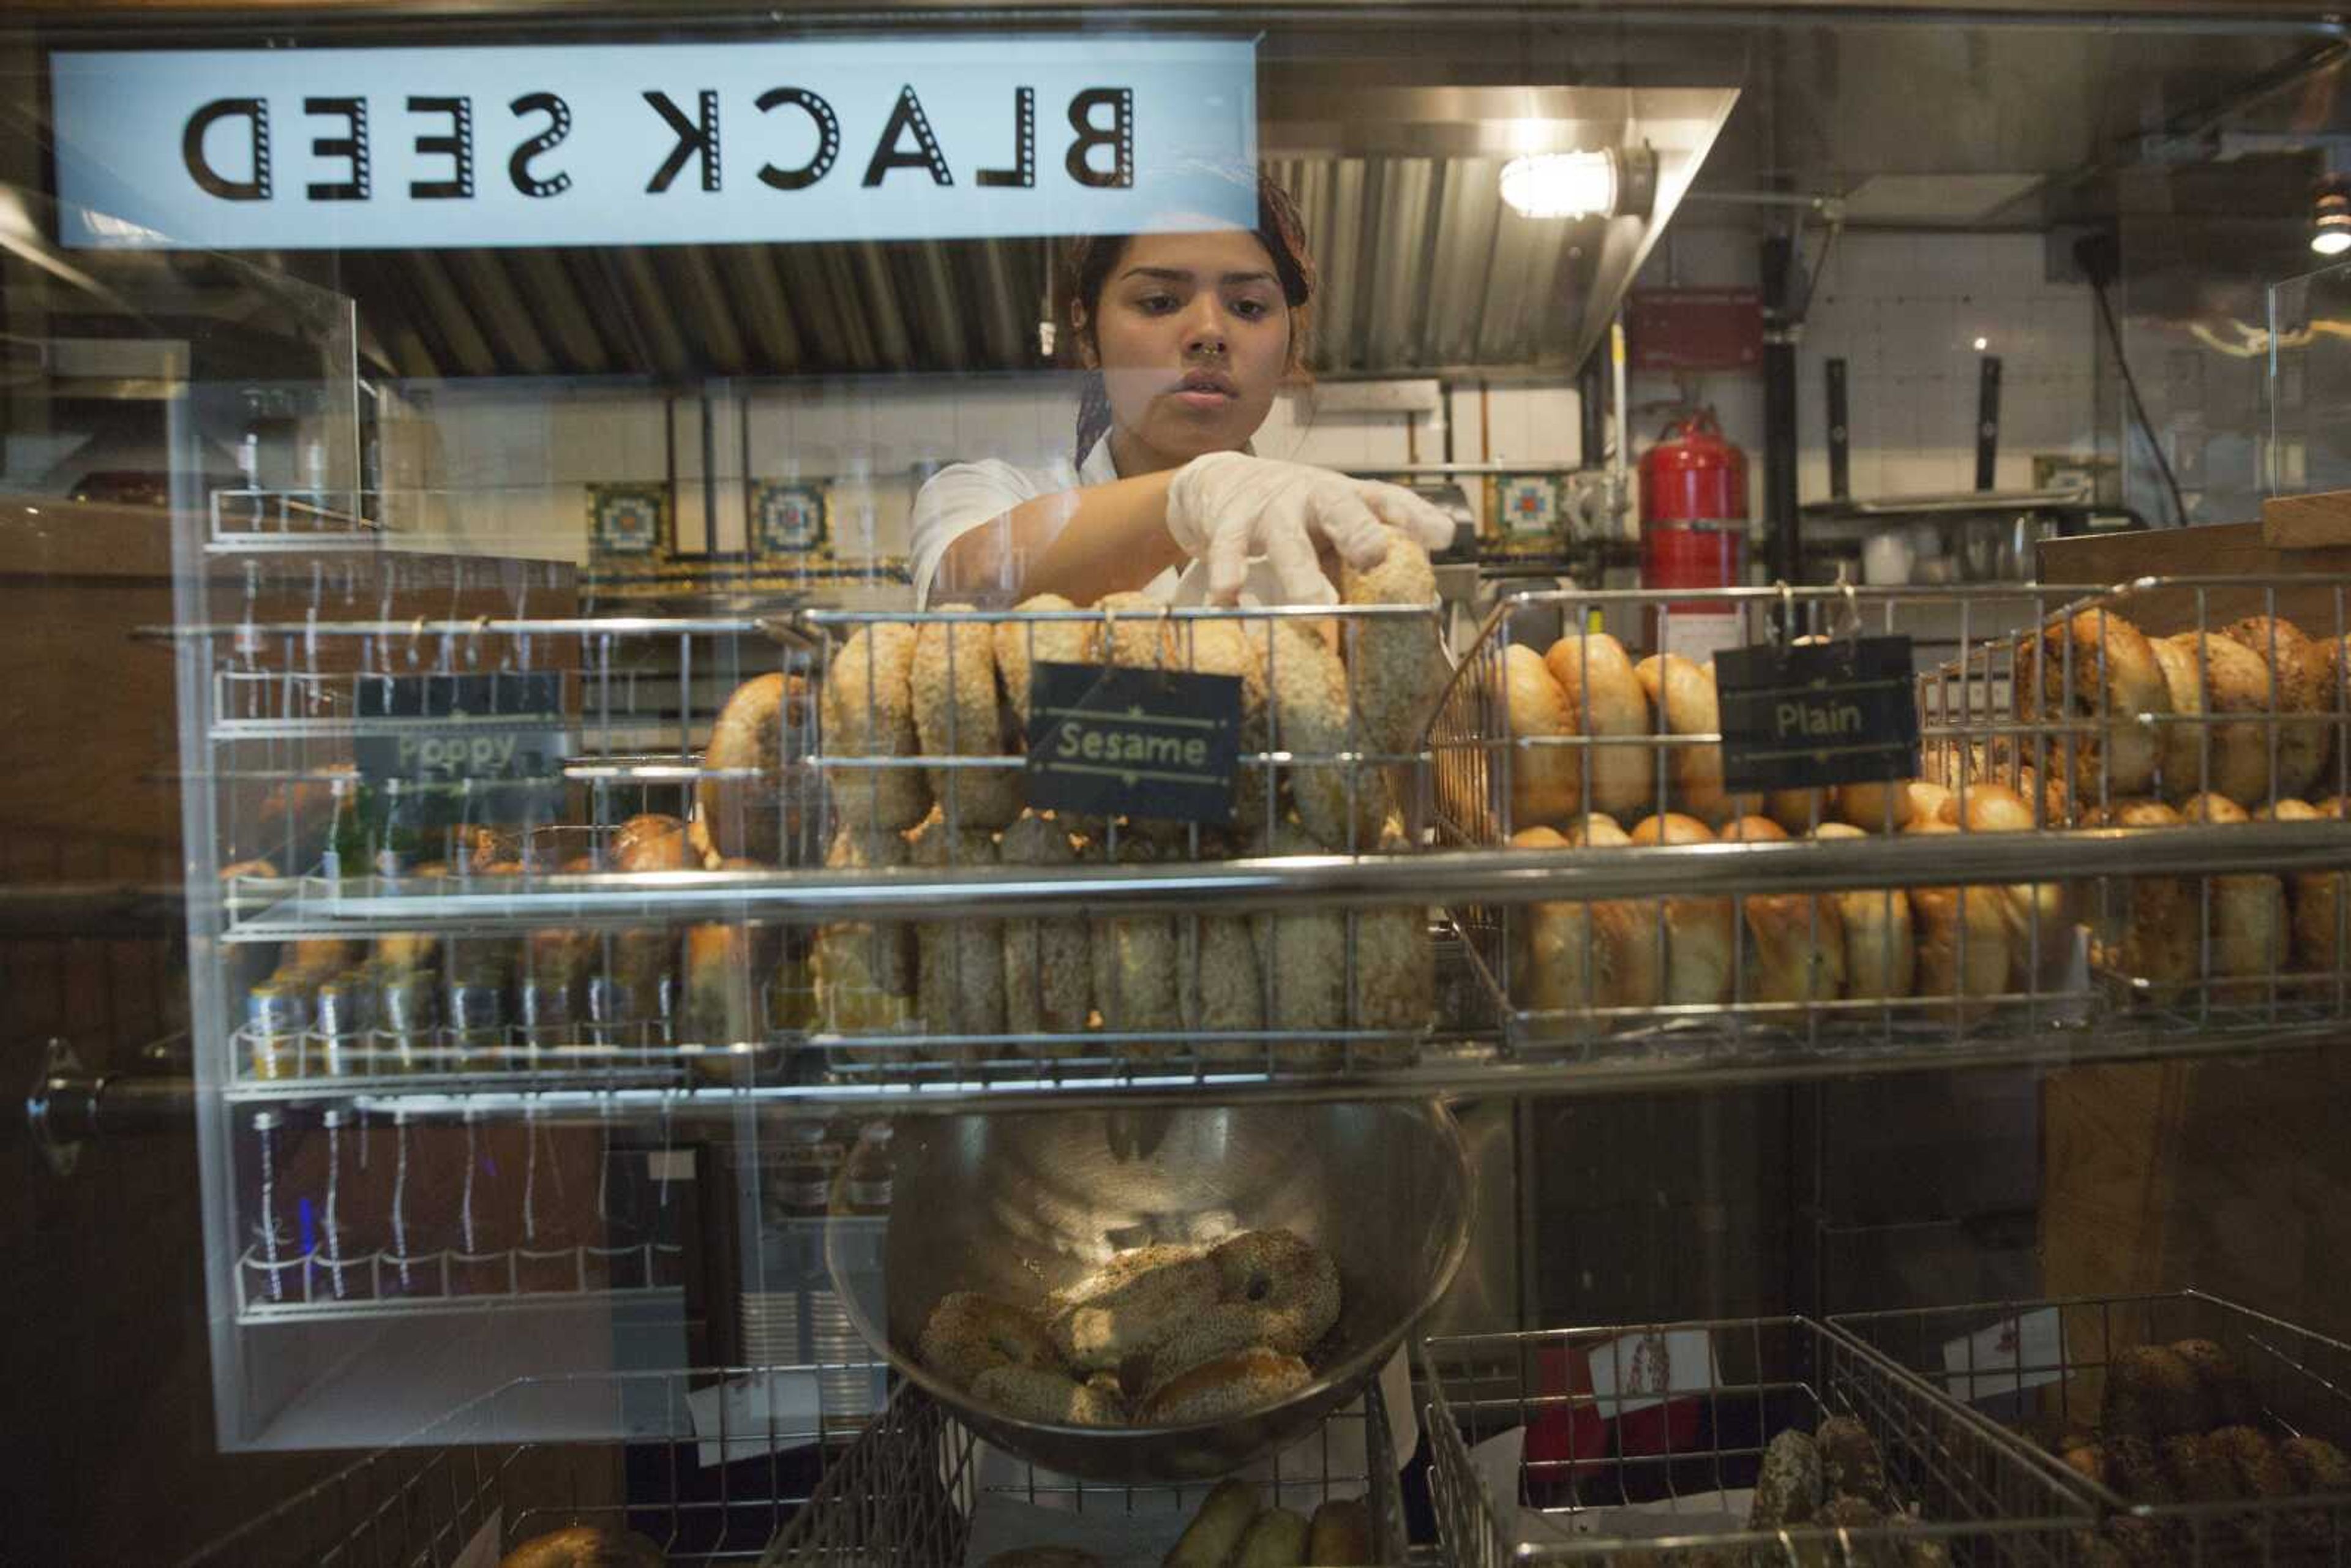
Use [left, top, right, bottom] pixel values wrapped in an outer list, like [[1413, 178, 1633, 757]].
[[2312, 177, 2351, 257], [1498, 146, 1655, 222], [1500, 149, 1618, 219]]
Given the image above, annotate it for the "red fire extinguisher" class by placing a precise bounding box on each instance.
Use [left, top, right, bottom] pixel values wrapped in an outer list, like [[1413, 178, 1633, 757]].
[[1638, 408, 1749, 659]]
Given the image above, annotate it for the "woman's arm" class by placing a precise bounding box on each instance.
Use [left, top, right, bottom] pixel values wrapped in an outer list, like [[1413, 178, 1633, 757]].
[[931, 469, 1184, 606]]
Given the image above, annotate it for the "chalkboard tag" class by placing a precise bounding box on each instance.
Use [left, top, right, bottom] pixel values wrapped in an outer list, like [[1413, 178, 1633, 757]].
[[1024, 659, 1242, 824], [1714, 634, 1918, 793], [354, 670, 571, 822]]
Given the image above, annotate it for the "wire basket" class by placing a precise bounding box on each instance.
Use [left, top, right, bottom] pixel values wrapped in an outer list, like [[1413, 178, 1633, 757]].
[[1930, 574, 2351, 1034], [1427, 582, 2104, 1065], [1832, 1291, 2351, 1564], [1419, 1315, 2097, 1565], [175, 1363, 882, 1567], [761, 1371, 1409, 1565]]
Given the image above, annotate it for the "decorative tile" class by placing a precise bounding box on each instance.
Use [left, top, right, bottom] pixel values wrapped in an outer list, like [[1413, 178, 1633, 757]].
[[587, 482, 669, 559], [1495, 474, 1559, 539], [752, 480, 828, 557]]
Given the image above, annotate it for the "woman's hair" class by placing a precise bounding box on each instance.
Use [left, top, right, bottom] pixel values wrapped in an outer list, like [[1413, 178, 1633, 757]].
[[1057, 172, 1316, 464]]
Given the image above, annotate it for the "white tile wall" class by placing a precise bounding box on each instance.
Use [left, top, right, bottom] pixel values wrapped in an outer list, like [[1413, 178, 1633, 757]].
[[1631, 228, 2099, 514]]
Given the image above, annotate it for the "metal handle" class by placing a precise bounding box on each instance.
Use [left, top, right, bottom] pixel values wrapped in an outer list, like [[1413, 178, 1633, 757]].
[[25, 1038, 195, 1177]]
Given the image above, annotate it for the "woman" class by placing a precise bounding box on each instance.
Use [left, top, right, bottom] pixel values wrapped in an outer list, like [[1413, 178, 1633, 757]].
[[912, 177, 1453, 608]]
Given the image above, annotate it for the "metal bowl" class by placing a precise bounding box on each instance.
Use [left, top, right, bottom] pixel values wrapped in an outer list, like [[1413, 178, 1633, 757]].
[[824, 1100, 1472, 1483]]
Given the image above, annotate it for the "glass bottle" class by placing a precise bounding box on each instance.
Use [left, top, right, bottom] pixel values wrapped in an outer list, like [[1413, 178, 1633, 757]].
[[514, 1105, 579, 1293], [378, 1109, 442, 1299], [448, 1108, 514, 1297], [244, 977, 310, 1081], [312, 967, 378, 1079], [238, 1110, 309, 1308], [311, 1108, 375, 1303], [843, 1121, 894, 1216]]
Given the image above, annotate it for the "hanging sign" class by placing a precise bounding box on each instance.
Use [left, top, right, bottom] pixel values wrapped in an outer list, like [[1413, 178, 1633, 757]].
[[1714, 634, 1920, 793], [50, 36, 1256, 250], [1024, 660, 1242, 824]]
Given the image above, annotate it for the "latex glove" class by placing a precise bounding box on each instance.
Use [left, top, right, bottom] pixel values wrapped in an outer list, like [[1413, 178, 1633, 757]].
[[1166, 451, 1457, 606]]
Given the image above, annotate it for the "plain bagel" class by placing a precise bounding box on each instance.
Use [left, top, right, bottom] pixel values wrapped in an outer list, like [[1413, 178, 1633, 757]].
[[1633, 654, 1756, 827], [1495, 642, 1580, 833], [1627, 812, 1735, 1007], [1720, 815, 1847, 1005], [697, 671, 809, 866], [1813, 823, 1918, 1000], [1545, 629, 1653, 820]]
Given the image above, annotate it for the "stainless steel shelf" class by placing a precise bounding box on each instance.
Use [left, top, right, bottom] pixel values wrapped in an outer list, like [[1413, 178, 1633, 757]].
[[214, 822, 2351, 938]]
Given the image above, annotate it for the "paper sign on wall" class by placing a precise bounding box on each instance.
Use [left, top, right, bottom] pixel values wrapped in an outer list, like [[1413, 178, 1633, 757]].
[[51, 36, 1256, 250]]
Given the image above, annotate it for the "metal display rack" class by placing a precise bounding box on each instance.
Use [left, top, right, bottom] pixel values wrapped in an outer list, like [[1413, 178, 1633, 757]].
[[1419, 1315, 2098, 1566], [1834, 1291, 2351, 1564], [176, 1365, 1408, 1567]]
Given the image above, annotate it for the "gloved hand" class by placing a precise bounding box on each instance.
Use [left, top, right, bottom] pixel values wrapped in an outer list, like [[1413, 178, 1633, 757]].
[[1165, 451, 1457, 606]]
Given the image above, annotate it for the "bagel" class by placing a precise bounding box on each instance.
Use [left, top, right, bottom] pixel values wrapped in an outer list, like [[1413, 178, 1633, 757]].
[[1512, 823, 1660, 1030], [2271, 797, 2349, 979], [1208, 1226, 1342, 1352], [913, 605, 1024, 831], [997, 812, 1090, 1049], [1905, 780, 1959, 828], [2147, 632, 2274, 807], [811, 827, 916, 1035], [993, 592, 1097, 726], [1721, 816, 1847, 1005], [1494, 642, 1580, 833], [1049, 1242, 1220, 1373], [918, 1289, 1061, 1390], [2015, 609, 2168, 801], [601, 817, 689, 1029], [1265, 617, 1389, 850], [679, 860, 779, 1079], [1094, 589, 1173, 667], [821, 621, 930, 831], [2087, 798, 2198, 1005], [2180, 792, 2289, 1002], [1308, 1501, 1373, 1567], [1166, 1480, 1259, 1568], [1348, 820, 1433, 1062], [971, 1364, 1125, 1427], [1179, 910, 1265, 1065], [909, 813, 1007, 1052], [1087, 833, 1182, 1053], [1545, 629, 1652, 819], [1960, 781, 2075, 985], [1627, 813, 1736, 1006], [697, 672, 809, 866], [1812, 824, 1918, 1000], [1339, 532, 1449, 757], [1832, 778, 1916, 833], [1230, 1509, 1313, 1568], [1250, 820, 1349, 1067], [1633, 654, 1757, 827], [2218, 615, 2328, 800], [497, 1526, 664, 1568], [1141, 1346, 1312, 1425], [1903, 818, 2012, 1018], [1168, 615, 1272, 844]]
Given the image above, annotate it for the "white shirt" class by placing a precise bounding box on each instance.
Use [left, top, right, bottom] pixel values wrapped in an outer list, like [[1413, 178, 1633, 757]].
[[910, 438, 1290, 607]]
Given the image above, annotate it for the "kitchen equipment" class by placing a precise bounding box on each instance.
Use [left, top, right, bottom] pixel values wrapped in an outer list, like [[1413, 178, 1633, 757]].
[[825, 1100, 1472, 1483], [1639, 407, 1749, 659]]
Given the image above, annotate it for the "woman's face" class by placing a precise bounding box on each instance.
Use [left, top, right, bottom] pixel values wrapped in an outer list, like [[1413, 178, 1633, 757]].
[[1082, 228, 1293, 470]]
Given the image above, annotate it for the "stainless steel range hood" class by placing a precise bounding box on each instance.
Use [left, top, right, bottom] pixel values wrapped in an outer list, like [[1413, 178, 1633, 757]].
[[1264, 84, 1739, 375]]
